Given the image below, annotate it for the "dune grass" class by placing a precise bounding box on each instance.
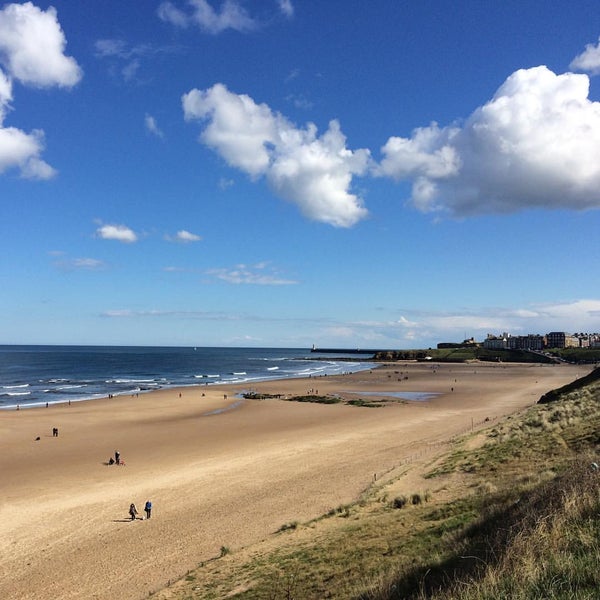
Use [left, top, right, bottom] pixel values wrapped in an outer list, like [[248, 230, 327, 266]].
[[152, 370, 600, 600]]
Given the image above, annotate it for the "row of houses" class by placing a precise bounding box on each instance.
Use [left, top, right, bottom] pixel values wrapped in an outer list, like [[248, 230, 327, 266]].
[[481, 331, 600, 350]]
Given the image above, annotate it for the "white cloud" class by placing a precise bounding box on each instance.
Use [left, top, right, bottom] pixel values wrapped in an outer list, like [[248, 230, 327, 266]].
[[94, 39, 177, 83], [0, 68, 12, 119], [0, 2, 81, 179], [309, 299, 600, 349], [218, 176, 234, 190], [72, 258, 106, 270], [529, 299, 600, 327], [278, 0, 294, 18], [0, 2, 81, 88], [158, 0, 258, 34], [94, 39, 128, 58], [0, 125, 55, 179], [377, 66, 600, 216], [101, 308, 242, 320], [144, 113, 164, 138], [183, 83, 370, 227], [167, 229, 202, 242], [570, 37, 600, 74], [122, 59, 141, 82], [395, 300, 600, 344], [206, 262, 298, 285], [96, 223, 138, 243], [54, 257, 107, 271]]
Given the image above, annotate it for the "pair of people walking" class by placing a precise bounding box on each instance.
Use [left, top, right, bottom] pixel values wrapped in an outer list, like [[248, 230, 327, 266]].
[[129, 500, 152, 521]]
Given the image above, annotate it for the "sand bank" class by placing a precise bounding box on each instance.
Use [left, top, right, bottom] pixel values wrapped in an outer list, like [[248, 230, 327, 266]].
[[0, 361, 587, 599]]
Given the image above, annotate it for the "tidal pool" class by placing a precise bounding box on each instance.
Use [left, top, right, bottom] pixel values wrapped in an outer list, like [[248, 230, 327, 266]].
[[344, 391, 440, 402]]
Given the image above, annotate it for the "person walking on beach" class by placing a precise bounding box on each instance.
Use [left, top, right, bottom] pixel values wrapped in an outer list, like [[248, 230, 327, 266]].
[[144, 500, 152, 519], [129, 503, 138, 521], [115, 450, 120, 465]]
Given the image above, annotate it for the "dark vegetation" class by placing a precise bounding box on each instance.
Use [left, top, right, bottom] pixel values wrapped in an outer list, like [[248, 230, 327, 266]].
[[375, 347, 600, 364], [547, 347, 600, 363], [243, 393, 386, 408]]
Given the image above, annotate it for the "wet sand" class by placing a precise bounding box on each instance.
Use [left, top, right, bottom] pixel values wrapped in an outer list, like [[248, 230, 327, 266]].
[[0, 361, 586, 599]]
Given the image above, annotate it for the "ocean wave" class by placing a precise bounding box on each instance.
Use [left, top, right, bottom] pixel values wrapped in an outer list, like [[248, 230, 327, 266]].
[[0, 347, 376, 409], [2, 391, 31, 397], [106, 378, 157, 384]]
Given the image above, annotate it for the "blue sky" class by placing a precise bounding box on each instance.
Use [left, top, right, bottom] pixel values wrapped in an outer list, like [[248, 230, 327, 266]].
[[1, 0, 600, 348]]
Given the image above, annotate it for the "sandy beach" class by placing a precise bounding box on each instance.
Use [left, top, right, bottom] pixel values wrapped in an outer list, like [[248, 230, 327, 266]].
[[0, 360, 587, 600]]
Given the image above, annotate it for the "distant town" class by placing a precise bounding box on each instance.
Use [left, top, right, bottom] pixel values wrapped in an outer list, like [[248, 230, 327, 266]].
[[438, 331, 600, 351]]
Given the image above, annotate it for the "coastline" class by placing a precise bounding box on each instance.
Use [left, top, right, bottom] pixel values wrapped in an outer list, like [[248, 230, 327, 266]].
[[0, 361, 589, 600], [0, 346, 377, 410]]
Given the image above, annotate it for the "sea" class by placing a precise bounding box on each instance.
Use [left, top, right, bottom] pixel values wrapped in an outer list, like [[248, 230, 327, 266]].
[[0, 346, 376, 410]]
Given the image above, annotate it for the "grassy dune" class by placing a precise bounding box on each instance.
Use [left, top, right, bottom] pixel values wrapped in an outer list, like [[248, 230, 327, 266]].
[[153, 369, 600, 600]]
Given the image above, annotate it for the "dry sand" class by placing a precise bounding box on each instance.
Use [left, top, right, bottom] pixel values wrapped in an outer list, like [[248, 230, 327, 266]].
[[0, 360, 587, 599]]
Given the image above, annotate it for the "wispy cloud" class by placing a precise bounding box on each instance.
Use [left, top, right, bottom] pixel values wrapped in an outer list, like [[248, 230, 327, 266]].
[[101, 308, 243, 320], [158, 0, 258, 34], [53, 256, 107, 271], [144, 113, 164, 138], [218, 177, 234, 190], [286, 93, 313, 110], [301, 300, 600, 348], [94, 39, 177, 82], [98, 298, 600, 348], [206, 262, 298, 285], [165, 229, 202, 242], [96, 223, 138, 243], [278, 0, 294, 19]]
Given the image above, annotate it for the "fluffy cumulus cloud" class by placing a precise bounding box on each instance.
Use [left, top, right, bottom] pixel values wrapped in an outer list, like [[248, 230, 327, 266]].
[[570, 37, 600, 74], [158, 0, 257, 34], [0, 2, 81, 179], [183, 83, 370, 227], [0, 2, 81, 88], [377, 66, 600, 216], [96, 223, 138, 243]]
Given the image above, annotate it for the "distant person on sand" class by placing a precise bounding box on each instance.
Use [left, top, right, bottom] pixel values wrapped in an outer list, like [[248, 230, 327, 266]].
[[144, 500, 152, 519], [52, 427, 59, 437], [129, 503, 138, 521], [115, 451, 120, 465]]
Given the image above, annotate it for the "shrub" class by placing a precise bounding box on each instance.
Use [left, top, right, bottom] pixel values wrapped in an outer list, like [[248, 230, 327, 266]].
[[392, 496, 407, 509]]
